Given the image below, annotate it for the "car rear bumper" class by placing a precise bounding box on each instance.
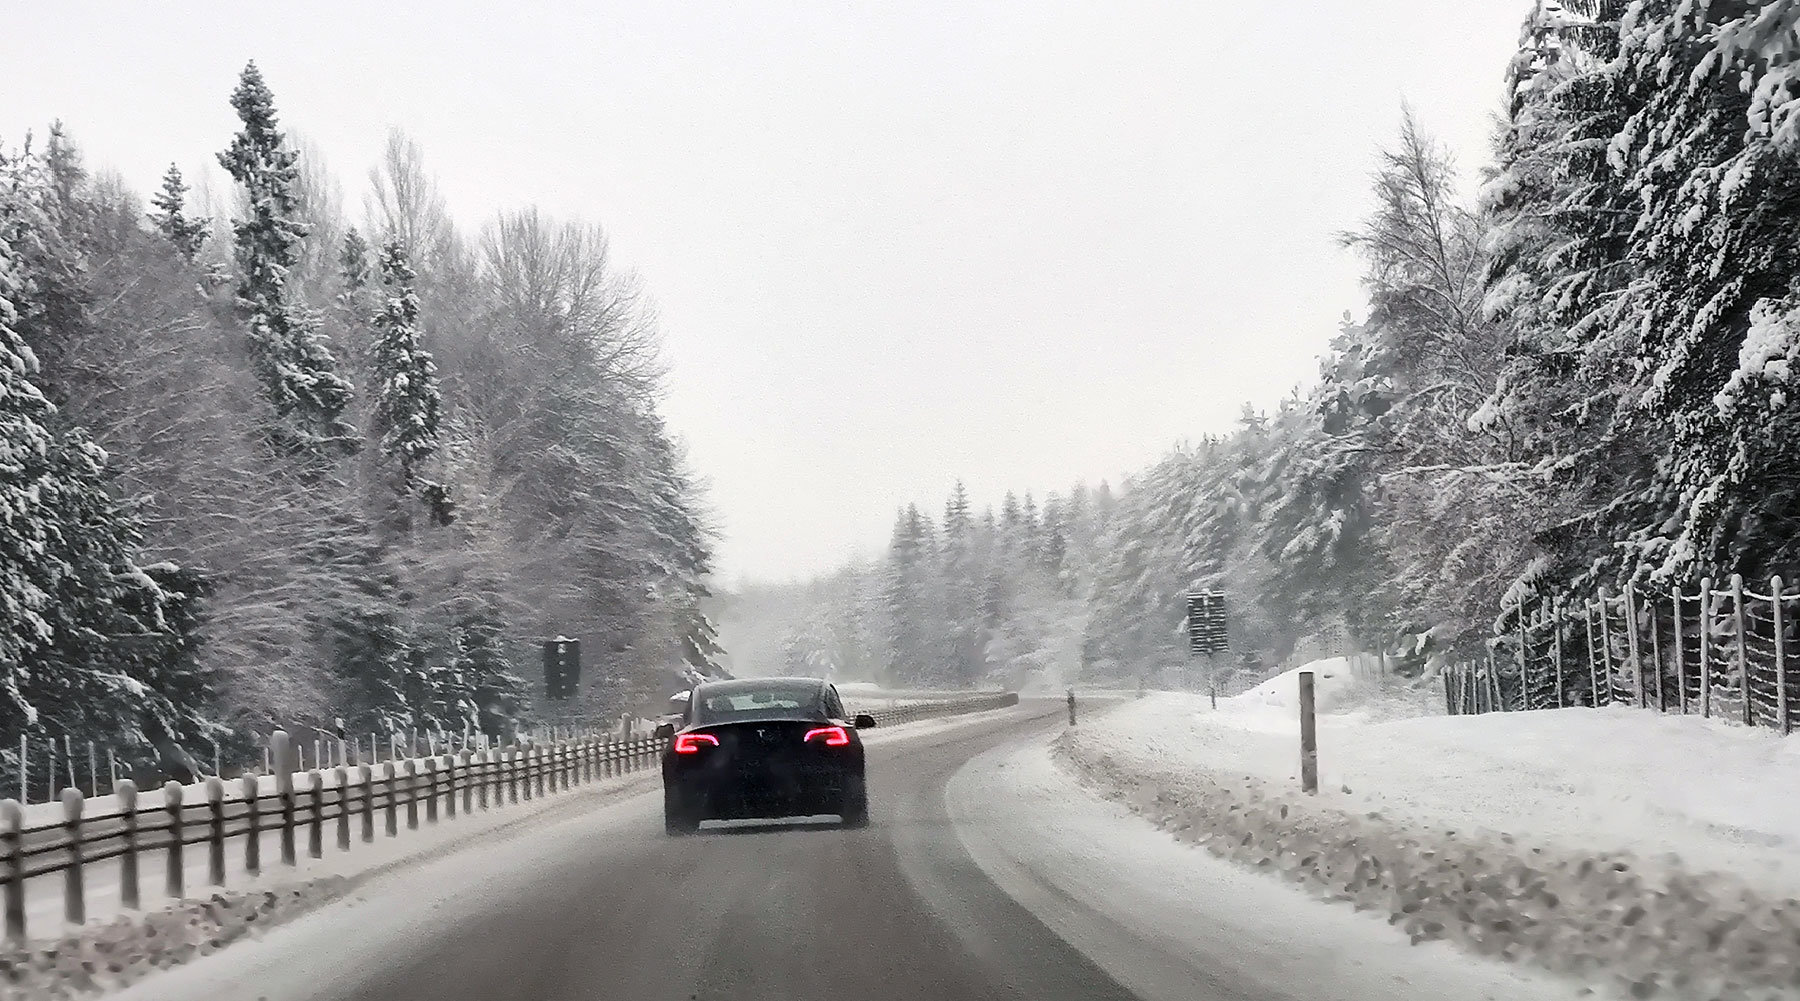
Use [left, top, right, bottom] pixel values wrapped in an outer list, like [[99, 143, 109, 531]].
[[669, 765, 860, 819]]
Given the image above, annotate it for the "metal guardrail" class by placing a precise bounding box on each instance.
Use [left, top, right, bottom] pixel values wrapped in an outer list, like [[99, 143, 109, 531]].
[[0, 691, 1019, 944], [0, 731, 663, 945]]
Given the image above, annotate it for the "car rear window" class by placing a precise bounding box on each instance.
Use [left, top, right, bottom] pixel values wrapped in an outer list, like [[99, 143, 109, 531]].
[[695, 684, 821, 722]]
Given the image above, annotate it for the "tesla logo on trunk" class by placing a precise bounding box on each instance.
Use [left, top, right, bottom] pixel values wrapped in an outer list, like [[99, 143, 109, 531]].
[[757, 729, 773, 741]]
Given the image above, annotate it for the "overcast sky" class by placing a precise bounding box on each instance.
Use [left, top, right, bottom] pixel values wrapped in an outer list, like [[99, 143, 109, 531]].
[[7, 2, 1528, 587]]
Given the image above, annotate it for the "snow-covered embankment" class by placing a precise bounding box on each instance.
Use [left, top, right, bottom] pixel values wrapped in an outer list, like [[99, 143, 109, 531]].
[[1054, 660, 1800, 1001]]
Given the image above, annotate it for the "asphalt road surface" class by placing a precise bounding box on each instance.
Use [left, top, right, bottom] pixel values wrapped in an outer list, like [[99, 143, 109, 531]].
[[105, 698, 1579, 1001], [110, 701, 1151, 1001]]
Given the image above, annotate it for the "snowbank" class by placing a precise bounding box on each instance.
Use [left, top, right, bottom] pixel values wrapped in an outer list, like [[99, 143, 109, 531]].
[[1056, 660, 1800, 1000]]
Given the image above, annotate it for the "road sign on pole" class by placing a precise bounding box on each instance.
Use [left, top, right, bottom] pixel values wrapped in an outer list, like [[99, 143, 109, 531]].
[[1186, 590, 1228, 707], [542, 637, 581, 701]]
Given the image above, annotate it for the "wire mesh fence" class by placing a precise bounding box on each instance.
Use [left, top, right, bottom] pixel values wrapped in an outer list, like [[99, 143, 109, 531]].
[[1445, 575, 1797, 736]]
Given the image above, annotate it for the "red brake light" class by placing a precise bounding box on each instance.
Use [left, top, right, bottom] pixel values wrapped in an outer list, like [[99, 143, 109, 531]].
[[803, 726, 850, 747], [673, 733, 719, 754]]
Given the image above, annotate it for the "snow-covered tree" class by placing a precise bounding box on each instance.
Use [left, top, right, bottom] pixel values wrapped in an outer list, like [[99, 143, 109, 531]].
[[370, 239, 452, 524], [218, 61, 357, 463], [148, 164, 209, 260]]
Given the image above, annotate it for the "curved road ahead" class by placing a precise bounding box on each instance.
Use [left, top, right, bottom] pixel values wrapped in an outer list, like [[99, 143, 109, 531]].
[[109, 701, 1568, 1001], [114, 703, 1138, 1001]]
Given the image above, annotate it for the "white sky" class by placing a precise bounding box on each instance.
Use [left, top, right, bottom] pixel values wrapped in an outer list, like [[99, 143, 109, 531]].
[[6, 2, 1528, 587]]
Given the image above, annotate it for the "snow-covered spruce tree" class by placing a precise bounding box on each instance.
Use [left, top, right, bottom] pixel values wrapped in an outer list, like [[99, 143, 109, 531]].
[[0, 141, 218, 769], [882, 504, 942, 685], [370, 239, 452, 525], [218, 61, 357, 464], [1612, 2, 1800, 580], [148, 164, 208, 260], [1478, 0, 1662, 598]]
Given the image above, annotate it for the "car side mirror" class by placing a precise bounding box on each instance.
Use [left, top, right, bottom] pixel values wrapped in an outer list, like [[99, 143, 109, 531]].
[[852, 714, 877, 730], [654, 723, 675, 740]]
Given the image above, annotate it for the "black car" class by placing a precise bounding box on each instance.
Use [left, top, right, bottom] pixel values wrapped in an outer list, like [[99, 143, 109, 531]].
[[657, 677, 876, 835]]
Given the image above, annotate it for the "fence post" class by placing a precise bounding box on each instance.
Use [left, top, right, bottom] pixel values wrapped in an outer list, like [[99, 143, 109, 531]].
[[272, 730, 296, 867], [334, 766, 350, 851], [1442, 666, 1453, 715], [117, 780, 139, 909], [1597, 587, 1616, 706], [1673, 586, 1688, 714], [442, 754, 457, 819], [308, 770, 324, 859], [62, 788, 84, 926], [206, 776, 226, 886], [1774, 576, 1789, 737], [240, 774, 259, 877], [1700, 577, 1714, 718], [0, 800, 21, 944], [1298, 671, 1318, 794], [1584, 601, 1600, 707], [1625, 586, 1645, 709], [1649, 597, 1665, 711], [1517, 602, 1532, 711], [163, 780, 184, 899], [521, 745, 534, 802], [1733, 573, 1752, 726], [1551, 600, 1566, 708], [535, 744, 547, 799], [423, 759, 438, 824], [404, 759, 420, 830]]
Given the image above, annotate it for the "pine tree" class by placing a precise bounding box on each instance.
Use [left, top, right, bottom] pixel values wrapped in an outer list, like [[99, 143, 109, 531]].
[[148, 164, 209, 259], [218, 61, 357, 463], [369, 239, 451, 524]]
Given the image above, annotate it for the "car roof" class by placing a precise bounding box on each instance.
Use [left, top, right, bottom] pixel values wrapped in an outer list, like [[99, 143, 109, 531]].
[[693, 677, 829, 697]]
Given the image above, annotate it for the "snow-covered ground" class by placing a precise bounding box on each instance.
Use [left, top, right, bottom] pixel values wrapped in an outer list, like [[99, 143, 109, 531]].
[[950, 739, 1587, 1001], [1090, 659, 1800, 892], [1055, 658, 1800, 1000]]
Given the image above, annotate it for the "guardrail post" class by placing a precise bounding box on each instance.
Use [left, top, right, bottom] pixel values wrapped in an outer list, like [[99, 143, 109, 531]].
[[308, 770, 324, 858], [334, 766, 350, 850], [1, 800, 22, 943], [206, 777, 226, 886], [423, 759, 438, 824], [239, 775, 259, 877], [404, 759, 420, 830], [163, 780, 184, 899], [384, 763, 398, 838], [360, 764, 375, 843], [475, 751, 490, 811], [1774, 575, 1790, 736], [116, 780, 140, 908], [61, 788, 84, 925], [1552, 600, 1565, 708], [506, 745, 519, 805], [1298, 671, 1318, 794], [272, 730, 296, 866], [1733, 573, 1751, 725]]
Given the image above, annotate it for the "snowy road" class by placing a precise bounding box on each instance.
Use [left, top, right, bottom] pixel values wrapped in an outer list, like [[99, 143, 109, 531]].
[[101, 699, 1574, 1001]]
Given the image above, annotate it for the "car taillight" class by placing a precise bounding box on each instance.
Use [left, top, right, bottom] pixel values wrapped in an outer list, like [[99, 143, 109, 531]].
[[803, 726, 850, 747], [673, 733, 719, 754]]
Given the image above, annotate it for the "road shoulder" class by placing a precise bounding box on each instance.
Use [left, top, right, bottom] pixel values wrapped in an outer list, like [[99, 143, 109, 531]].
[[946, 734, 1592, 1001]]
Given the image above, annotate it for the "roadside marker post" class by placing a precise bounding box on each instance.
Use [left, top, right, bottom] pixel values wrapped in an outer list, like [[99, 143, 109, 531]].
[[1298, 670, 1319, 794]]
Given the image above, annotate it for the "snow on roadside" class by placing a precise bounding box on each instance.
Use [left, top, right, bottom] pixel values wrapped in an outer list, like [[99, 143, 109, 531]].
[[1056, 661, 1800, 1001]]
